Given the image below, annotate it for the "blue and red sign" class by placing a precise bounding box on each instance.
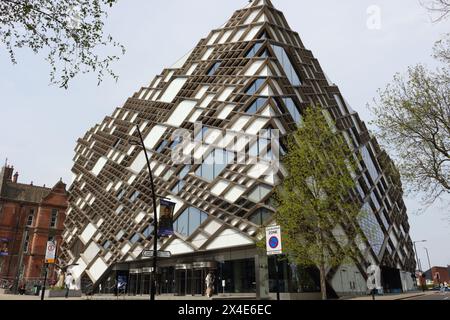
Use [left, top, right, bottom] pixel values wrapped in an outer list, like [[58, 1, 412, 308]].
[[269, 236, 279, 249], [266, 226, 282, 255]]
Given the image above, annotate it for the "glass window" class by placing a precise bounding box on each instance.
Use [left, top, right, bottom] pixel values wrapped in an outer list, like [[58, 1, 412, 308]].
[[115, 205, 124, 215], [249, 128, 277, 160], [113, 138, 121, 149], [358, 202, 384, 255], [23, 234, 30, 253], [171, 180, 186, 195], [174, 207, 208, 237], [246, 42, 263, 58], [130, 233, 141, 244], [143, 225, 154, 239], [245, 78, 266, 95], [130, 191, 140, 203], [282, 98, 302, 124], [169, 136, 182, 150], [117, 189, 126, 200], [103, 240, 111, 250], [207, 61, 221, 76], [249, 136, 270, 158], [195, 127, 209, 142], [27, 214, 34, 227], [271, 45, 302, 86], [361, 145, 379, 182], [50, 209, 58, 228], [196, 149, 234, 182], [179, 165, 191, 179], [248, 185, 272, 203], [249, 208, 273, 225], [156, 140, 169, 153], [246, 98, 268, 114]]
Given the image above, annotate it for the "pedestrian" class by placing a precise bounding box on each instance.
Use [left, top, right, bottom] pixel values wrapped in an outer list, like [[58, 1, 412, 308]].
[[205, 271, 215, 298], [18, 282, 26, 295], [64, 272, 73, 298]]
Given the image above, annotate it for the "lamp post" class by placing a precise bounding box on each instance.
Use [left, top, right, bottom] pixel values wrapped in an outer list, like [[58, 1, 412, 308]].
[[412, 240, 427, 272], [424, 248, 432, 271], [130, 124, 160, 301]]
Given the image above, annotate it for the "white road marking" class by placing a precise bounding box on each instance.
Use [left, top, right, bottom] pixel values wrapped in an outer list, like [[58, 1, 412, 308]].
[[444, 297, 449, 300]]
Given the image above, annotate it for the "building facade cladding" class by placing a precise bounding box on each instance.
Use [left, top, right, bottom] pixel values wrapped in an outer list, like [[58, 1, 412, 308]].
[[62, 0, 416, 296], [0, 165, 68, 288]]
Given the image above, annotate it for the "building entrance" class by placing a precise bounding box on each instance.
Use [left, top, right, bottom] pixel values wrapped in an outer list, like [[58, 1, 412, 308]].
[[175, 262, 217, 296]]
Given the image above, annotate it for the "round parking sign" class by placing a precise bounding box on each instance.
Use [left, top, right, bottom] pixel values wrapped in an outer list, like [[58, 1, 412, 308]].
[[269, 236, 279, 249]]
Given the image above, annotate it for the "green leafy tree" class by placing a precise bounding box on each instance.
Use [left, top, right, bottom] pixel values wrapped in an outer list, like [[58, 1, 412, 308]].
[[0, 0, 125, 88], [371, 59, 449, 205], [275, 106, 363, 300]]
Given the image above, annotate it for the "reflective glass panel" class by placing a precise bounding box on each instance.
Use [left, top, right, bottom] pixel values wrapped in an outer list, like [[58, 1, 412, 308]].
[[271, 45, 302, 86]]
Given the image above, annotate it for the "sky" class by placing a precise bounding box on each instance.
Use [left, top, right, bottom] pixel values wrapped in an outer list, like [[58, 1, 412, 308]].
[[0, 0, 449, 268]]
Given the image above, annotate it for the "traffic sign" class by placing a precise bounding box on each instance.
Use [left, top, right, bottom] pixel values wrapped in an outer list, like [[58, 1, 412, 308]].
[[142, 250, 172, 258], [45, 241, 57, 264], [266, 226, 282, 255]]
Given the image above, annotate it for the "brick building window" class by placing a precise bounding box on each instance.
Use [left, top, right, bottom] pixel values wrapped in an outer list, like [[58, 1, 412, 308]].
[[23, 234, 30, 253], [27, 214, 34, 227], [50, 209, 58, 228]]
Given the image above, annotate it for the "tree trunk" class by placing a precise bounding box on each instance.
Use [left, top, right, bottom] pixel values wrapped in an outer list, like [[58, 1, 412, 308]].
[[319, 263, 327, 300]]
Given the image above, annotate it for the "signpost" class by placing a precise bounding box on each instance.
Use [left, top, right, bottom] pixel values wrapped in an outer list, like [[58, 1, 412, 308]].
[[142, 250, 172, 259], [41, 241, 56, 301], [266, 226, 282, 301]]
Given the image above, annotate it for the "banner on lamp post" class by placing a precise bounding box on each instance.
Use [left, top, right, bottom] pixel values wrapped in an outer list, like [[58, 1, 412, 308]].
[[158, 199, 176, 237], [45, 241, 57, 264]]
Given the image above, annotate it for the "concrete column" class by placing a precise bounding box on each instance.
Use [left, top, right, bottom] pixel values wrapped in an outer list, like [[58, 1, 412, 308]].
[[255, 254, 269, 300]]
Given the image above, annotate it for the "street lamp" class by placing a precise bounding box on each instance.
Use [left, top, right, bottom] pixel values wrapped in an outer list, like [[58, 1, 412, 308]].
[[412, 240, 427, 272], [424, 248, 432, 271], [129, 124, 160, 301]]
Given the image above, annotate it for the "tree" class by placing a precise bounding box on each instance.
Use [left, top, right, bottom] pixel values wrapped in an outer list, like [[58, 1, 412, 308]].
[[423, 0, 450, 22], [274, 106, 362, 300], [0, 0, 125, 88], [371, 62, 449, 205]]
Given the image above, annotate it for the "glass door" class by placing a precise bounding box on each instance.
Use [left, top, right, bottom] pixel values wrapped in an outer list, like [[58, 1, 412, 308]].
[[176, 269, 188, 296], [192, 269, 205, 296]]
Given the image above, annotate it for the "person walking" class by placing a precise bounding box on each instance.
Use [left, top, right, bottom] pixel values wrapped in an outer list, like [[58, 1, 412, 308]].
[[64, 272, 73, 299], [205, 271, 215, 298]]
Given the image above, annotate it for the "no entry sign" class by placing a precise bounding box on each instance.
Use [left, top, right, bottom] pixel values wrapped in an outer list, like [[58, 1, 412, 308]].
[[266, 225, 282, 255]]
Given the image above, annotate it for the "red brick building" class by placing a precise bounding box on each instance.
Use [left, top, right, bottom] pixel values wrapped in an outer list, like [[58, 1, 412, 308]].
[[424, 266, 450, 285], [0, 164, 68, 291]]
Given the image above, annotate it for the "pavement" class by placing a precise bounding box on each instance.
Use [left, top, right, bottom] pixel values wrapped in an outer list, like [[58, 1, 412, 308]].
[[343, 290, 447, 301], [404, 292, 450, 301], [1, 291, 448, 301]]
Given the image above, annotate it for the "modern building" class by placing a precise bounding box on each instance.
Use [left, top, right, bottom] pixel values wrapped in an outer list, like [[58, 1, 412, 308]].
[[0, 164, 68, 291], [62, 0, 416, 299]]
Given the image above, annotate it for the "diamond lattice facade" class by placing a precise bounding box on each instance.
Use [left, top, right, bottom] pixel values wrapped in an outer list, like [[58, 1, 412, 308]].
[[62, 0, 416, 298]]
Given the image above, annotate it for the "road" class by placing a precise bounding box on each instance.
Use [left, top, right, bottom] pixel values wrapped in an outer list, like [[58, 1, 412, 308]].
[[405, 292, 450, 301]]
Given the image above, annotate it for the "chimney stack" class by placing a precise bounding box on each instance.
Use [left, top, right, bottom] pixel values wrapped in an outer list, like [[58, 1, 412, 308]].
[[13, 172, 19, 183], [3, 166, 14, 181]]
